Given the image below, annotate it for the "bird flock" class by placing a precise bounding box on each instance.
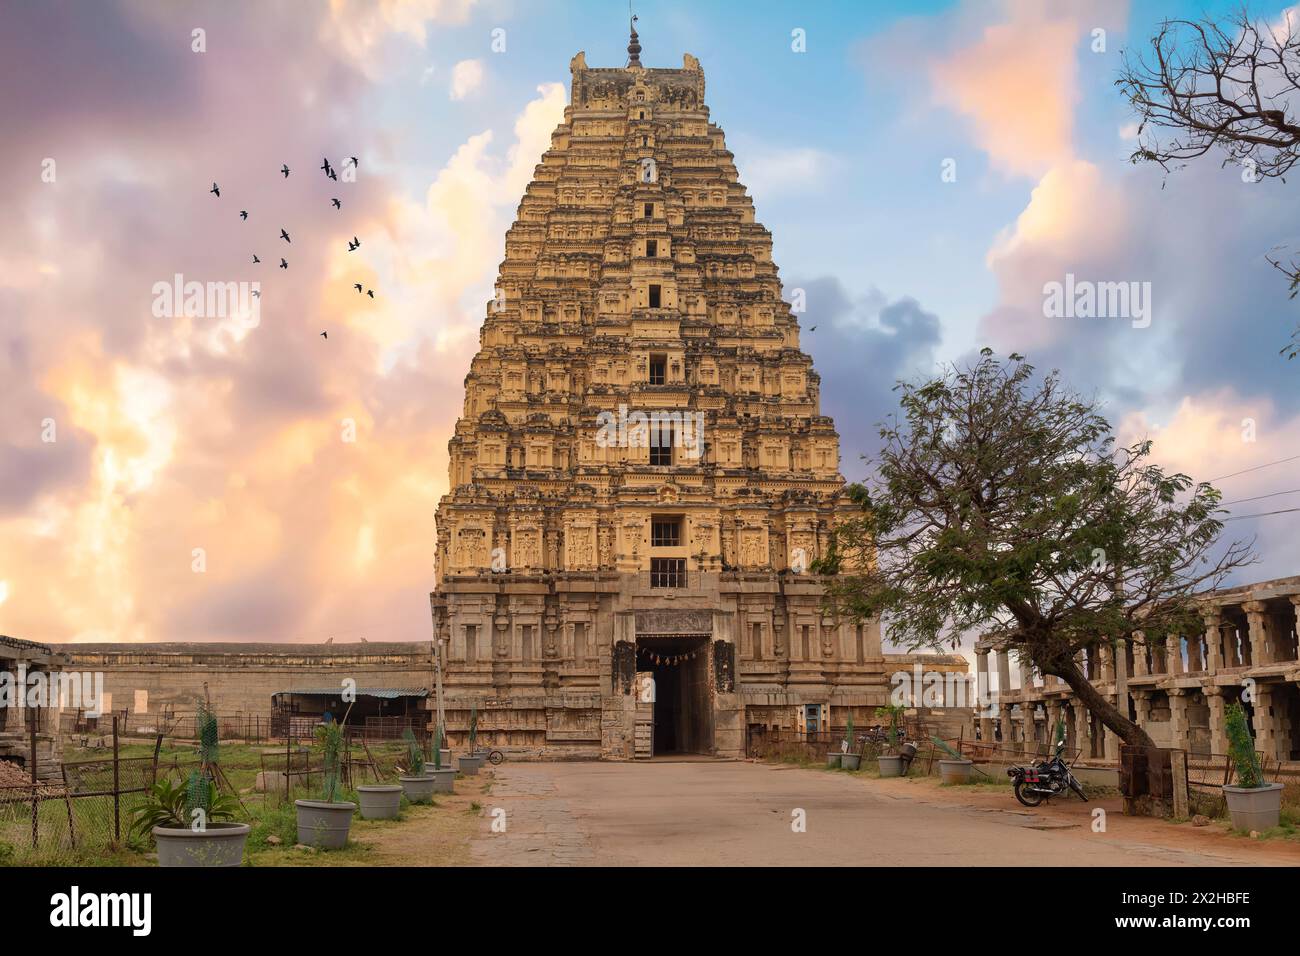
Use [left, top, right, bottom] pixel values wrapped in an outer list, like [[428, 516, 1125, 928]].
[[209, 155, 374, 339]]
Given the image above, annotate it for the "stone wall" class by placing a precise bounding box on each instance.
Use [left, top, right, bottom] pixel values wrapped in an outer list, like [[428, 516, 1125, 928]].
[[51, 642, 434, 719]]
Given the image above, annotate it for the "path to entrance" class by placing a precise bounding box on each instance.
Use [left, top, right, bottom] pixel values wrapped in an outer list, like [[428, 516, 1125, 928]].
[[470, 760, 1300, 866]]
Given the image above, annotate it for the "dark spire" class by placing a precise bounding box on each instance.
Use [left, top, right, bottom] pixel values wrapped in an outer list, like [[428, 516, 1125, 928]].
[[627, 14, 641, 67]]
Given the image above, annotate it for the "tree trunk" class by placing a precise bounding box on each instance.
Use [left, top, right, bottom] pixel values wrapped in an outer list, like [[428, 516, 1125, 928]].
[[1046, 656, 1156, 749]]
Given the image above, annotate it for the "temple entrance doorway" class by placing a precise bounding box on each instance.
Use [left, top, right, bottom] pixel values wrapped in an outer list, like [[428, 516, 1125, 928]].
[[636, 635, 713, 756]]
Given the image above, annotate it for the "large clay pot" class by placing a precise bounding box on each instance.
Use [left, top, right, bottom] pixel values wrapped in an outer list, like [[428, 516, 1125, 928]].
[[841, 753, 862, 771], [426, 768, 457, 793], [878, 755, 904, 778], [357, 785, 403, 819], [1223, 783, 1284, 831], [153, 822, 250, 867], [939, 758, 974, 784], [457, 755, 484, 776], [399, 775, 436, 804], [294, 800, 356, 849]]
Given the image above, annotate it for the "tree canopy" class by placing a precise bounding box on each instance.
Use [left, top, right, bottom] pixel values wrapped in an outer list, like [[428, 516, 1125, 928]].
[[822, 351, 1254, 746]]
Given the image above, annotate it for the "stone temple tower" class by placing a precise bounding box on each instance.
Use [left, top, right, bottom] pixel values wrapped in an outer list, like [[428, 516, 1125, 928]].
[[429, 31, 888, 759]]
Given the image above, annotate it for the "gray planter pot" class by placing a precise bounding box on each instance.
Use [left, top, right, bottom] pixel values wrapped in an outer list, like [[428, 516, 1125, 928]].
[[826, 753, 842, 768], [153, 822, 249, 867], [294, 800, 356, 849], [457, 755, 484, 775], [841, 753, 862, 771], [439, 748, 452, 767], [400, 775, 436, 804], [357, 785, 403, 820], [426, 768, 457, 793], [1223, 782, 1284, 831], [878, 755, 904, 778], [939, 758, 974, 784]]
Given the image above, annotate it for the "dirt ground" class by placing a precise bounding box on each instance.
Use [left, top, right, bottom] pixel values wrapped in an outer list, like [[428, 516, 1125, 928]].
[[461, 759, 1300, 867]]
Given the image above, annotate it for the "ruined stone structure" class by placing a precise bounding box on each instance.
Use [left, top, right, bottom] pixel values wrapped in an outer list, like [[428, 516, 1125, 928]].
[[974, 576, 1300, 767], [0, 636, 66, 781], [429, 34, 907, 759], [51, 641, 434, 727]]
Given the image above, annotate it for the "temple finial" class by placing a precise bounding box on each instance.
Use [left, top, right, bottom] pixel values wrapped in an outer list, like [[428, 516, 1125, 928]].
[[627, 14, 642, 67]]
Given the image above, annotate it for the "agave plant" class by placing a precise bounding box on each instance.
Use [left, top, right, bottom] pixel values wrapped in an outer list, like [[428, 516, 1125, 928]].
[[315, 720, 345, 803], [130, 776, 240, 839], [403, 727, 426, 775]]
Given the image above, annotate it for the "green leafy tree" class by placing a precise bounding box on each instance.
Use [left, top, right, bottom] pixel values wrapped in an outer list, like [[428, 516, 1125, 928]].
[[823, 352, 1254, 749], [1225, 701, 1264, 788]]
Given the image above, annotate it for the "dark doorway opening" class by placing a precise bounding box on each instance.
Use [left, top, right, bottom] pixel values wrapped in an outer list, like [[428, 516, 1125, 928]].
[[636, 635, 712, 755]]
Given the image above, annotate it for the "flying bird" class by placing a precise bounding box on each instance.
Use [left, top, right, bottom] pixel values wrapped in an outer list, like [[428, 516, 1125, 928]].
[[210, 182, 220, 197], [279, 258, 288, 269], [366, 289, 375, 299], [348, 236, 360, 251], [328, 168, 338, 181], [320, 331, 328, 339], [252, 254, 260, 263], [280, 164, 290, 177], [280, 229, 291, 243], [320, 158, 332, 175], [251, 290, 261, 298], [239, 210, 248, 220], [353, 283, 362, 292], [331, 198, 341, 209], [348, 156, 358, 168]]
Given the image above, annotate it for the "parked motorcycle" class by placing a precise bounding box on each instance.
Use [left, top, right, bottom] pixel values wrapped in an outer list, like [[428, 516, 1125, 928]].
[[1007, 741, 1086, 806]]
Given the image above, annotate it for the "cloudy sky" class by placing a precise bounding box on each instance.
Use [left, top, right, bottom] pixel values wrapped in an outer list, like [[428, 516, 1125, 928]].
[[1, 0, 1297, 646]]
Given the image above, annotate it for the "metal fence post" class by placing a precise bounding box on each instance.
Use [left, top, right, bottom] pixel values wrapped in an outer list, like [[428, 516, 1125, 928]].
[[112, 715, 120, 844]]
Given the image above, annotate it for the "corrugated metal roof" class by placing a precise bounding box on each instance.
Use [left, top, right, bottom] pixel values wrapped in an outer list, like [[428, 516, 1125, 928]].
[[272, 687, 429, 699]]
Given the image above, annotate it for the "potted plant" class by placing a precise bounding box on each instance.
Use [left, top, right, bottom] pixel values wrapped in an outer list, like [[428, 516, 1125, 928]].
[[933, 736, 974, 784], [1222, 701, 1284, 831], [428, 722, 457, 793], [399, 727, 436, 804], [840, 713, 861, 771], [457, 704, 484, 775], [132, 776, 248, 867], [295, 720, 356, 848], [875, 704, 906, 777]]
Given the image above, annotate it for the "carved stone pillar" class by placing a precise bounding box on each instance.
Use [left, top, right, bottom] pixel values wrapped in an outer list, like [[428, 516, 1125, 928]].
[[1167, 688, 1191, 751], [1243, 601, 1270, 667], [1072, 700, 1091, 758], [1204, 686, 1227, 757], [1202, 609, 1223, 672], [1165, 633, 1183, 676], [1132, 631, 1149, 676]]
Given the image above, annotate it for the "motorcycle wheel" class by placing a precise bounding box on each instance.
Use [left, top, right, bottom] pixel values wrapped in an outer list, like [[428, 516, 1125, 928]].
[[1013, 779, 1045, 807], [488, 750, 504, 766]]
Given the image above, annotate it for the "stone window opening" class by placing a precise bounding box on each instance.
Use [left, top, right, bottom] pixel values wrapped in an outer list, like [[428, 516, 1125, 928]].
[[648, 284, 662, 308], [649, 353, 667, 385], [650, 557, 686, 588], [651, 516, 682, 547], [650, 424, 673, 465], [644, 202, 654, 218], [646, 239, 658, 258]]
